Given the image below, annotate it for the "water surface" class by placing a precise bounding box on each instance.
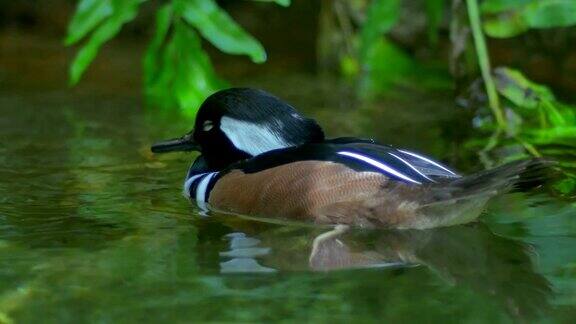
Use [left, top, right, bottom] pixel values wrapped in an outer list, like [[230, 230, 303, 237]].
[[1, 87, 575, 323]]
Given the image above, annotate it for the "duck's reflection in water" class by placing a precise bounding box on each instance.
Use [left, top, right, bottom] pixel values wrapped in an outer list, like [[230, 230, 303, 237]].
[[216, 220, 551, 319], [308, 225, 411, 270], [219, 232, 276, 273]]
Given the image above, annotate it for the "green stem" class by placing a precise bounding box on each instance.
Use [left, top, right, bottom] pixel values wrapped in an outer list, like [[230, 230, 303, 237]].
[[466, 0, 507, 131], [514, 136, 542, 157], [478, 128, 501, 168]]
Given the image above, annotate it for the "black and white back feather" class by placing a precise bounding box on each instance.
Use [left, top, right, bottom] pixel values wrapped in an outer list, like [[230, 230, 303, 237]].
[[228, 137, 460, 185]]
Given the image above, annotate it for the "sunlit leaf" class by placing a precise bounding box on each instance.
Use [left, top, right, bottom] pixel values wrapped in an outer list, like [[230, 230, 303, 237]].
[[144, 18, 226, 115], [173, 22, 225, 113], [181, 0, 267, 63], [541, 102, 572, 127], [526, 127, 576, 143], [65, 0, 113, 45], [483, 12, 528, 38]]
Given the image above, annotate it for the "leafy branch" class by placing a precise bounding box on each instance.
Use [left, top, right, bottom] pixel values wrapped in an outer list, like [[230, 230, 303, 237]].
[[66, 0, 290, 113]]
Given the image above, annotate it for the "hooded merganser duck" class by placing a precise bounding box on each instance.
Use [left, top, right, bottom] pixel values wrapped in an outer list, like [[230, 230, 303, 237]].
[[151, 88, 548, 229]]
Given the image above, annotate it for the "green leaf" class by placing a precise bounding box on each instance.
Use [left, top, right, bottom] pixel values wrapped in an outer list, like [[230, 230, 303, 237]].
[[540, 101, 573, 127], [68, 0, 146, 85], [144, 18, 226, 115], [483, 12, 528, 38], [493, 67, 555, 109], [65, 0, 113, 45], [524, 0, 576, 29], [554, 177, 576, 195], [493, 67, 576, 158], [181, 0, 267, 63], [251, 0, 291, 7], [358, 39, 415, 94], [69, 19, 122, 85], [172, 22, 226, 114], [144, 3, 173, 91], [359, 0, 400, 62], [525, 127, 576, 145]]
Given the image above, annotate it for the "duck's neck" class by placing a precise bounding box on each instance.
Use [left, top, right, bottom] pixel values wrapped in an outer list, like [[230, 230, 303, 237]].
[[184, 156, 219, 207]]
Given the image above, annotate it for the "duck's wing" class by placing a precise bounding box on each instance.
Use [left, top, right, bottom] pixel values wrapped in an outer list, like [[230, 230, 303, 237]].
[[230, 140, 459, 185], [325, 137, 460, 181]]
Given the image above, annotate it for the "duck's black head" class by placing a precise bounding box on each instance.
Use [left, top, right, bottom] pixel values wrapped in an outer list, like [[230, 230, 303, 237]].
[[151, 88, 325, 169]]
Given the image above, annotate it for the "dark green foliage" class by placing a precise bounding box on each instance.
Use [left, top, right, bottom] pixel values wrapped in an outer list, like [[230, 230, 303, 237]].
[[493, 68, 576, 193], [66, 0, 146, 85], [466, 67, 576, 194], [352, 0, 451, 94], [66, 0, 287, 112], [495, 68, 576, 151], [425, 0, 446, 44], [143, 1, 228, 116], [359, 0, 400, 62], [357, 0, 413, 92]]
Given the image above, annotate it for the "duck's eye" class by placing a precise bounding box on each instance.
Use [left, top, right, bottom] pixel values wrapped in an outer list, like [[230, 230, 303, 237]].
[[202, 120, 214, 132]]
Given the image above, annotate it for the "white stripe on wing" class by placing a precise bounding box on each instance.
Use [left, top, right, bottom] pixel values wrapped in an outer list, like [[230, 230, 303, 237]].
[[337, 151, 422, 184], [398, 149, 457, 175], [388, 152, 435, 182]]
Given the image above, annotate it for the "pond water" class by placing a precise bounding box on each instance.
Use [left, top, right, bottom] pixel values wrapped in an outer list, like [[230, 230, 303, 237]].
[[1, 83, 575, 323]]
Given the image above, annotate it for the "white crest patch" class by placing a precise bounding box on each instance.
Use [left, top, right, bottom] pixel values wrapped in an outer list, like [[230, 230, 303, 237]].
[[220, 116, 291, 156]]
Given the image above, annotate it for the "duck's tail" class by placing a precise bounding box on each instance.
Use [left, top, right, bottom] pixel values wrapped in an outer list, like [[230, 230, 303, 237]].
[[447, 158, 553, 195], [408, 158, 553, 229]]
